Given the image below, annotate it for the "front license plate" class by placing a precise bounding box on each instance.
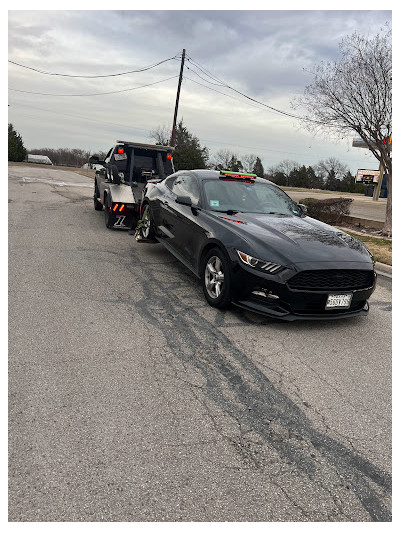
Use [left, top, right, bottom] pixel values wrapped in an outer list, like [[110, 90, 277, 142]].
[[325, 293, 353, 309]]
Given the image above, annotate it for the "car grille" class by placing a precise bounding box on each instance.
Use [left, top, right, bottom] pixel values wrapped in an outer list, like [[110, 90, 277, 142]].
[[287, 269, 375, 291]]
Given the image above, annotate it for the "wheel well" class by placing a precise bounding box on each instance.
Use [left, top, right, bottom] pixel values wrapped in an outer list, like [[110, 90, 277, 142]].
[[140, 200, 149, 217], [199, 242, 226, 266]]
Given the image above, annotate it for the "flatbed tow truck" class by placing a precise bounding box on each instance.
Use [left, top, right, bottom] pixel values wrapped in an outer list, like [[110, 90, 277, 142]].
[[90, 140, 174, 229]]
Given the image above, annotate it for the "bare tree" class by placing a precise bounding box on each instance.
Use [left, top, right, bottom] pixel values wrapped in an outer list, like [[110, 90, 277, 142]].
[[241, 154, 257, 173], [211, 149, 242, 171], [293, 27, 392, 235], [314, 157, 349, 189], [268, 160, 300, 187], [149, 125, 171, 146]]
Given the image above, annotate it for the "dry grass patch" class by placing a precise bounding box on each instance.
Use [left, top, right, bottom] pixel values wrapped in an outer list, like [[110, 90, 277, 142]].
[[344, 231, 392, 265]]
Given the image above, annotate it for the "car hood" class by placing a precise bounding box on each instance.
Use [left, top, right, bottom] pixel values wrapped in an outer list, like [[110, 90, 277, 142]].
[[215, 212, 372, 265]]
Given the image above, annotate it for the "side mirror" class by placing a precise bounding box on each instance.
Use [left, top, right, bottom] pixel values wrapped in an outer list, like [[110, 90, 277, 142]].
[[298, 203, 308, 214], [89, 155, 105, 166], [175, 195, 192, 206]]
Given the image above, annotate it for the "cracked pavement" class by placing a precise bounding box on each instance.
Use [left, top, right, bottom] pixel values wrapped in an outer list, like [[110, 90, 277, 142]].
[[8, 165, 391, 521]]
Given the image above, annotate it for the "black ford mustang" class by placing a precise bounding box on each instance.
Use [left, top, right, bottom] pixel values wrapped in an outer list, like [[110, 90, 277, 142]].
[[138, 169, 376, 320]]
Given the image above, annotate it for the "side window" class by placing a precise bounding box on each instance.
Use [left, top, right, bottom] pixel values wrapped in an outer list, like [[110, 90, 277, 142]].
[[104, 148, 113, 163], [184, 175, 201, 206], [164, 175, 177, 190], [171, 175, 186, 197], [171, 175, 200, 206]]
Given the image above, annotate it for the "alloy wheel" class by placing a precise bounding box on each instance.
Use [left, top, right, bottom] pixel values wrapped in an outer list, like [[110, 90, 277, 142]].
[[205, 256, 225, 299], [141, 209, 151, 239]]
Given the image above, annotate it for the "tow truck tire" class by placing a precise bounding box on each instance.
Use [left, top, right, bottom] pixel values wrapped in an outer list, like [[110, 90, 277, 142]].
[[138, 203, 155, 239], [104, 196, 116, 229], [94, 182, 103, 211]]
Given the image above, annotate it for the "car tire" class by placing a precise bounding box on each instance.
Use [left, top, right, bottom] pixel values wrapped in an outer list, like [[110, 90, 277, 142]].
[[138, 203, 155, 239], [201, 247, 232, 309], [94, 181, 103, 211], [104, 195, 116, 228]]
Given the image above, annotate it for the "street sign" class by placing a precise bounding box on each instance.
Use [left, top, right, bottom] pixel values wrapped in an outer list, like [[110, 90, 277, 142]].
[[356, 169, 380, 184], [352, 136, 392, 151]]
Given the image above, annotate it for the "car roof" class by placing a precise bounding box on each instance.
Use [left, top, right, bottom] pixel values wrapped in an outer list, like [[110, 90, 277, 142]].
[[187, 170, 220, 180], [177, 169, 274, 185], [116, 140, 174, 151]]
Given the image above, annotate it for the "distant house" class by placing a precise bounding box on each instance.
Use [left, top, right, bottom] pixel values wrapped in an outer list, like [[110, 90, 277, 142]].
[[27, 154, 53, 165]]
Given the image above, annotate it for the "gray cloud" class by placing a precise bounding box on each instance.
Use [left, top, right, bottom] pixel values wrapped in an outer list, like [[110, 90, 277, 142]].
[[8, 9, 391, 172]]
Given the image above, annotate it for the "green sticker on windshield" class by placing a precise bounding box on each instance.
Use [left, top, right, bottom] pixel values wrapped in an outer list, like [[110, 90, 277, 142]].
[[210, 200, 220, 207]]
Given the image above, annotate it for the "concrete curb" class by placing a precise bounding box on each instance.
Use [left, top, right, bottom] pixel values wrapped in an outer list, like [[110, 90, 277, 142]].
[[342, 215, 384, 230], [375, 261, 392, 278]]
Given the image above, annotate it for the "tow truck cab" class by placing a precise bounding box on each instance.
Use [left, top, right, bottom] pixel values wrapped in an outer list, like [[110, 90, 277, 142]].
[[91, 141, 174, 229]]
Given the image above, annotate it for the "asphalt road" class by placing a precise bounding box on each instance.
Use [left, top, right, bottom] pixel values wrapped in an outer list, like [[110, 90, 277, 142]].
[[8, 165, 392, 522]]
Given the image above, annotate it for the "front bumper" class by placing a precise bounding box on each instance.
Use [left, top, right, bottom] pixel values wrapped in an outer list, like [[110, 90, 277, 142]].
[[229, 260, 376, 321]]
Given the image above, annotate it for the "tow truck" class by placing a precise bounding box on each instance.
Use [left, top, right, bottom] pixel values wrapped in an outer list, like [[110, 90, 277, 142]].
[[90, 140, 174, 229]]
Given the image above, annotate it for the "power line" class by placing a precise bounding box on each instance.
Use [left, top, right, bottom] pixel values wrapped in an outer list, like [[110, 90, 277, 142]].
[[9, 99, 373, 166], [185, 55, 317, 122], [186, 56, 227, 85], [184, 74, 288, 116], [8, 55, 179, 78], [8, 75, 179, 97], [8, 100, 155, 132], [184, 64, 226, 87]]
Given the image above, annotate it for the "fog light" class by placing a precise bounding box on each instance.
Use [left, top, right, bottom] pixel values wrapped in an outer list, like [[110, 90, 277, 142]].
[[252, 289, 279, 300]]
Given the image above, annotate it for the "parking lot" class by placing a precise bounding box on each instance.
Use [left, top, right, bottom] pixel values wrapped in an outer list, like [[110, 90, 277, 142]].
[[8, 165, 391, 521]]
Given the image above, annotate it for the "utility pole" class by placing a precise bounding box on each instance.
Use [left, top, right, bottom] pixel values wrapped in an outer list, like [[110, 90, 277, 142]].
[[169, 48, 186, 147]]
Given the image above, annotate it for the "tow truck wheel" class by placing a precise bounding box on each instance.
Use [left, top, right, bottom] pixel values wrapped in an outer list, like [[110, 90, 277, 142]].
[[138, 204, 155, 239], [104, 196, 116, 229], [201, 247, 232, 309], [94, 182, 103, 211]]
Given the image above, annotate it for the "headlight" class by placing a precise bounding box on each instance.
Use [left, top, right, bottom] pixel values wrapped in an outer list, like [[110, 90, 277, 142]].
[[236, 250, 284, 274]]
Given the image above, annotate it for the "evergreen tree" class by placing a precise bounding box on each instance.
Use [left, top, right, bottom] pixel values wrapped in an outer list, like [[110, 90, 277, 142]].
[[8, 123, 27, 162], [227, 155, 243, 172], [289, 165, 311, 188], [172, 120, 209, 171], [340, 171, 364, 193], [268, 171, 286, 186], [306, 166, 324, 189], [253, 156, 264, 177]]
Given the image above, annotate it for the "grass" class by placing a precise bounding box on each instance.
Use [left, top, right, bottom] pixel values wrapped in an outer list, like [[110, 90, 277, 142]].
[[282, 187, 364, 196], [343, 230, 392, 265]]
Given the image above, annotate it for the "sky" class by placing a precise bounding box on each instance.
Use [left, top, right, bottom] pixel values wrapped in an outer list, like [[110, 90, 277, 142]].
[[7, 3, 392, 174]]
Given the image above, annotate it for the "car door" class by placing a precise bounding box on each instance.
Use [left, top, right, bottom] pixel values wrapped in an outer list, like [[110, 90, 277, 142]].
[[166, 174, 207, 265]]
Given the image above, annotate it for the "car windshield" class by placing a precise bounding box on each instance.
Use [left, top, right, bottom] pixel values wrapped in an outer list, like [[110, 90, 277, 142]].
[[203, 179, 301, 215]]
